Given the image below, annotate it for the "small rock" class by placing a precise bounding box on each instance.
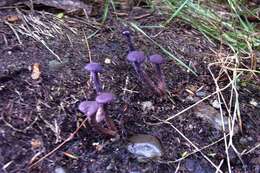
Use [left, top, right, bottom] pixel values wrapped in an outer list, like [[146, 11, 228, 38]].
[[185, 159, 214, 173], [249, 99, 258, 107], [141, 101, 154, 111], [212, 115, 230, 131], [186, 95, 194, 102], [185, 159, 196, 171], [247, 136, 253, 141], [194, 102, 238, 133], [127, 134, 163, 161], [211, 99, 221, 109], [104, 58, 111, 64], [55, 167, 66, 173], [239, 137, 248, 145], [186, 96, 200, 103], [196, 91, 207, 97], [129, 171, 141, 173], [48, 59, 69, 71], [106, 162, 114, 170], [194, 164, 206, 173]]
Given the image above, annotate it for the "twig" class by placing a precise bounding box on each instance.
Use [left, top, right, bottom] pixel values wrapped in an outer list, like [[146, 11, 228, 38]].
[[28, 117, 88, 169], [83, 29, 92, 62], [4, 21, 22, 44], [161, 119, 223, 172], [208, 62, 232, 173], [173, 136, 226, 162], [164, 81, 233, 122], [242, 143, 260, 155]]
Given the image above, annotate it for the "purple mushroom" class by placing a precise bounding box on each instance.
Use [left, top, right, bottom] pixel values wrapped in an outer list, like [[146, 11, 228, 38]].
[[85, 63, 103, 93], [95, 92, 117, 136], [78, 101, 99, 120], [122, 29, 134, 51], [78, 94, 117, 136], [127, 51, 145, 78], [127, 51, 161, 94], [149, 54, 166, 94]]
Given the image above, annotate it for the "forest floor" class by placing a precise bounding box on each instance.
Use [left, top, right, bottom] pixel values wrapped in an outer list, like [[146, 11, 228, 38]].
[[0, 2, 259, 173]]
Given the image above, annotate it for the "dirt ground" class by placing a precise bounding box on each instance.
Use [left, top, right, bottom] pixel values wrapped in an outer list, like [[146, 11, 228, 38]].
[[0, 4, 259, 173]]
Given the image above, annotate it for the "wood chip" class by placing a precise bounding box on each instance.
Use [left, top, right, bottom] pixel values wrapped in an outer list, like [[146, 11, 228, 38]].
[[31, 63, 41, 80]]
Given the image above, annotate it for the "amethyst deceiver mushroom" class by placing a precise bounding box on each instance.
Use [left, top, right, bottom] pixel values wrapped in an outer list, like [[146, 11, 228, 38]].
[[149, 54, 166, 94], [127, 51, 161, 94], [85, 63, 103, 93], [95, 92, 117, 136], [78, 101, 99, 120], [122, 29, 134, 51], [127, 51, 145, 79]]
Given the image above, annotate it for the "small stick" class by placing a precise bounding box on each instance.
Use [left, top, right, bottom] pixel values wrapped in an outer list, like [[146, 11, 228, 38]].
[[83, 29, 92, 62], [4, 21, 22, 44], [28, 117, 88, 169]]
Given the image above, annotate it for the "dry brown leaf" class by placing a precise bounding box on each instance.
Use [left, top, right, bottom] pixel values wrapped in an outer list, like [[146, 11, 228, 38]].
[[31, 63, 41, 80], [63, 152, 78, 159], [5, 15, 20, 23], [31, 139, 42, 149]]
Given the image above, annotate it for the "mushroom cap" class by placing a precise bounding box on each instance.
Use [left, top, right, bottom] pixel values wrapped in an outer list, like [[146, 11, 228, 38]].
[[78, 101, 99, 117], [149, 54, 164, 64], [85, 63, 103, 73], [127, 51, 145, 63], [96, 92, 115, 104]]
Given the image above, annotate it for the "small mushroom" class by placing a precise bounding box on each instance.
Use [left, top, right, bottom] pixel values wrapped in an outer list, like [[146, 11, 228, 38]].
[[78, 101, 99, 120], [78, 95, 117, 137], [85, 63, 103, 93], [127, 51, 161, 94], [122, 29, 134, 51], [149, 54, 166, 94], [95, 92, 117, 136], [95, 92, 114, 122], [127, 51, 145, 78]]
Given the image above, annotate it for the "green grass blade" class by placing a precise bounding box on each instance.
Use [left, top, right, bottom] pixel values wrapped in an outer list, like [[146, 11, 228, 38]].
[[102, 0, 109, 24], [163, 0, 190, 26]]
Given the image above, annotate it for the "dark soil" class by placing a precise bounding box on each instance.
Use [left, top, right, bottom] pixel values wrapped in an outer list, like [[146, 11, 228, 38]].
[[0, 5, 259, 173]]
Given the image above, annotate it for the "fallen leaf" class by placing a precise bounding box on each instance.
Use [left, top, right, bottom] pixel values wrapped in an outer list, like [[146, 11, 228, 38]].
[[56, 12, 64, 19], [5, 15, 20, 23], [31, 63, 41, 80], [31, 139, 42, 149], [63, 152, 78, 159]]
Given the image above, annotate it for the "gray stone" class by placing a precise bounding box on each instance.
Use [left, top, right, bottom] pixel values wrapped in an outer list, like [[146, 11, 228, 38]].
[[127, 134, 163, 161], [48, 58, 69, 71], [194, 102, 238, 133], [196, 91, 207, 97], [141, 101, 154, 111], [55, 167, 66, 173]]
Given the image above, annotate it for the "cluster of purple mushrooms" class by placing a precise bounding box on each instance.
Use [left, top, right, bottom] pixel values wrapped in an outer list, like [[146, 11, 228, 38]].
[[78, 29, 166, 136]]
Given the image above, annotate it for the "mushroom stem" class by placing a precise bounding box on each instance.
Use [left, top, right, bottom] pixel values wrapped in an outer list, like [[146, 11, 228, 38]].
[[90, 116, 117, 136], [155, 64, 166, 94], [141, 70, 161, 94], [105, 116, 117, 132], [91, 72, 102, 93], [95, 92, 118, 136], [132, 62, 142, 79], [133, 64, 159, 93], [132, 62, 161, 95], [148, 54, 166, 95], [155, 64, 162, 77], [126, 35, 134, 52], [122, 30, 134, 52]]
